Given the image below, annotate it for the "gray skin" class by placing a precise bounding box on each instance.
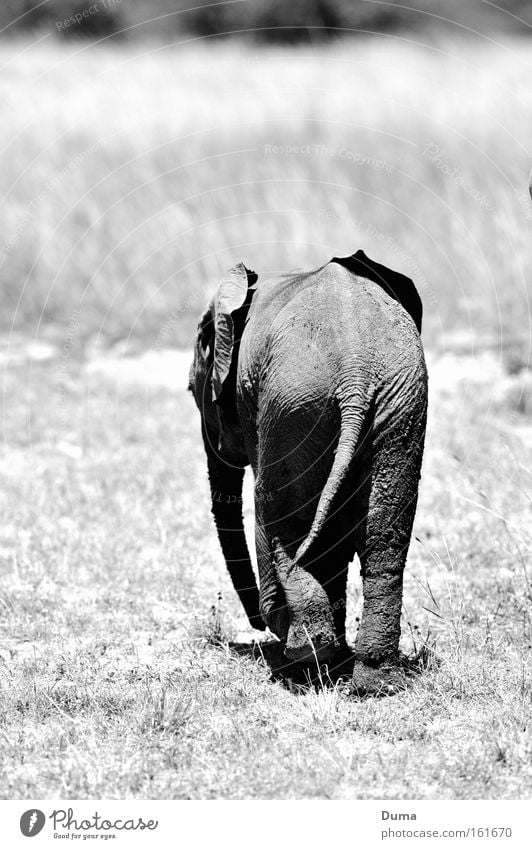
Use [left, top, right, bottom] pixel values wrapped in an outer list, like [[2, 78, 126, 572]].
[[189, 250, 427, 695]]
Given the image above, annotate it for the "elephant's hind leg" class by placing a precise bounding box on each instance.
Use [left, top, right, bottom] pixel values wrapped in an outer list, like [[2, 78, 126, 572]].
[[352, 411, 426, 695], [254, 395, 342, 664], [255, 482, 338, 663], [272, 536, 338, 663]]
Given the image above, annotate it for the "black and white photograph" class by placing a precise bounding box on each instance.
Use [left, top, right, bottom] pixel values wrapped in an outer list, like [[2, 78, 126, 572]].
[[0, 0, 531, 831]]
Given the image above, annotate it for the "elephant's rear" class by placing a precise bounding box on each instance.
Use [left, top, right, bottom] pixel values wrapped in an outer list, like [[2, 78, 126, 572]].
[[238, 261, 427, 663], [242, 260, 427, 440], [298, 262, 428, 550]]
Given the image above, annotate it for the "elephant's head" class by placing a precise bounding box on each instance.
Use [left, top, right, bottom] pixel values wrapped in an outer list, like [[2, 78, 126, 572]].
[[189, 263, 264, 631], [189, 262, 257, 462]]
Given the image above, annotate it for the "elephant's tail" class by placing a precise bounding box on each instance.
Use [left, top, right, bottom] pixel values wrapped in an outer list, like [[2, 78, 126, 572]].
[[295, 392, 370, 568]]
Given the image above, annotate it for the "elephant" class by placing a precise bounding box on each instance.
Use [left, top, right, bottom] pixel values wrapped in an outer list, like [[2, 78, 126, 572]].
[[189, 249, 427, 695]]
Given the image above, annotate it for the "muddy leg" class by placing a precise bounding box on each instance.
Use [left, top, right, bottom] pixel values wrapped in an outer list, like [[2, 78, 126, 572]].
[[272, 536, 338, 663], [253, 411, 341, 664], [352, 418, 425, 696]]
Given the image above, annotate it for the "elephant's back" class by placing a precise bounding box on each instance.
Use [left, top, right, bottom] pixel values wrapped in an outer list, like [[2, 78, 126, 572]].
[[246, 262, 422, 361], [239, 261, 426, 447], [239, 261, 426, 420]]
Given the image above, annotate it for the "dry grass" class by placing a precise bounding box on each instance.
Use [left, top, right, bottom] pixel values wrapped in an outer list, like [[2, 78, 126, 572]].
[[0, 347, 531, 798]]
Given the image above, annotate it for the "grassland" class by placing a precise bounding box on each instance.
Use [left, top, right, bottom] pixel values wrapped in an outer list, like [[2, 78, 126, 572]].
[[0, 344, 531, 798], [0, 36, 531, 798]]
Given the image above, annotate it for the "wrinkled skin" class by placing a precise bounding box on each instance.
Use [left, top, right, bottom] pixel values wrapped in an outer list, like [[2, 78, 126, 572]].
[[189, 251, 427, 695]]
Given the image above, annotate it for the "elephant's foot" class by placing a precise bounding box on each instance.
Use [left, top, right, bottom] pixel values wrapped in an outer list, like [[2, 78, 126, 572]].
[[270, 537, 338, 664], [284, 635, 338, 664], [284, 621, 339, 664], [350, 659, 409, 697]]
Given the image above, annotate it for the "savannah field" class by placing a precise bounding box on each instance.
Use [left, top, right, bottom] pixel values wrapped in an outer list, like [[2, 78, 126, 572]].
[[0, 34, 532, 799]]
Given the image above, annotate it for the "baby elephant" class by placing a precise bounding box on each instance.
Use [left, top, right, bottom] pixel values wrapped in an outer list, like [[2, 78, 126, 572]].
[[189, 250, 427, 695]]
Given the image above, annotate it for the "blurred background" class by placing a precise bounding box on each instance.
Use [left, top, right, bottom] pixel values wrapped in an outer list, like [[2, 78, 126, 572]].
[[1, 0, 531, 363], [2, 0, 532, 41]]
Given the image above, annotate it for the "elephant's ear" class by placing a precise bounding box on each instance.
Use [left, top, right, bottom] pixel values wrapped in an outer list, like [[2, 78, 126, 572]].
[[212, 262, 257, 404], [332, 249, 422, 332]]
